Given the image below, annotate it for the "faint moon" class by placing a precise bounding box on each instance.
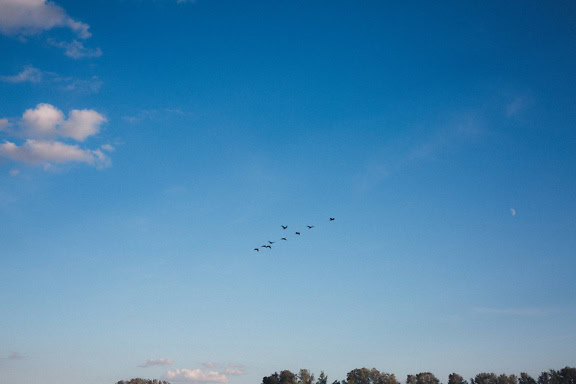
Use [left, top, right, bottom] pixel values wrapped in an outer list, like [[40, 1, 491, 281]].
[[510, 208, 516, 216]]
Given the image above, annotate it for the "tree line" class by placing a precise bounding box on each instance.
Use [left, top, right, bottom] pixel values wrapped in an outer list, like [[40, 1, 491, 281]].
[[115, 367, 576, 384], [260, 368, 576, 384]]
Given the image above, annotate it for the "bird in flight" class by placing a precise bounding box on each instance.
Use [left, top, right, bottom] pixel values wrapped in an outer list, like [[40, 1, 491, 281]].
[[330, 217, 335, 221], [281, 225, 288, 230], [268, 241, 275, 244], [307, 225, 314, 229], [254, 248, 259, 252], [263, 245, 271, 249], [281, 238, 287, 241], [295, 232, 301, 235]]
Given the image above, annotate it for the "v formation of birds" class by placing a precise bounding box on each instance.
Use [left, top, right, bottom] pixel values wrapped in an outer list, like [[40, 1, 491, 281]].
[[254, 218, 335, 252]]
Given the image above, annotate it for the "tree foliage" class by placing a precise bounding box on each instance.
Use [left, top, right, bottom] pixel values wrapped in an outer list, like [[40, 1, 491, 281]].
[[449, 373, 468, 384], [407, 372, 439, 384], [260, 367, 574, 384]]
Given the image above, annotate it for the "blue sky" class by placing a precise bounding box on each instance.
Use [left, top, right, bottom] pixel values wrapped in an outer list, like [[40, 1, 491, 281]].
[[1, 1, 576, 384]]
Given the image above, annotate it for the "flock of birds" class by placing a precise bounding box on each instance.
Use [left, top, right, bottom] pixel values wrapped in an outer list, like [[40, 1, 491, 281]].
[[254, 217, 335, 251]]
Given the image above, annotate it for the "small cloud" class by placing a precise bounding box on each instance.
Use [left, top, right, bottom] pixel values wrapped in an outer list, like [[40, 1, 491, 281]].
[[472, 307, 545, 316], [48, 39, 102, 59], [63, 76, 103, 93], [0, 140, 110, 169], [510, 208, 516, 216], [11, 103, 107, 141], [8, 352, 24, 360], [0, 65, 44, 83], [202, 362, 219, 369], [139, 358, 174, 368], [100, 144, 115, 152], [165, 369, 228, 383], [9, 168, 20, 176], [222, 369, 245, 376], [0, 0, 91, 39]]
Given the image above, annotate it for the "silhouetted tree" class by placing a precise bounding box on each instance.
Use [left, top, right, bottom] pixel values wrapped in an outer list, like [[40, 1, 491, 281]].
[[316, 371, 328, 384], [263, 372, 281, 384], [498, 374, 517, 384], [299, 369, 315, 384], [344, 368, 397, 384], [543, 368, 576, 384], [539, 372, 551, 384], [406, 372, 439, 384], [519, 373, 536, 384], [472, 373, 499, 384], [280, 370, 298, 384], [449, 373, 468, 384]]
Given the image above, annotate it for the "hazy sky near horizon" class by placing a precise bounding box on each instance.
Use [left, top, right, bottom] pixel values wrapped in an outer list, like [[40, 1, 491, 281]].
[[1, 1, 576, 384]]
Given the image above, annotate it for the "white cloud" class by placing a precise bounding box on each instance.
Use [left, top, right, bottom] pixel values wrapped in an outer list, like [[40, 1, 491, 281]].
[[48, 39, 102, 59], [139, 358, 174, 368], [61, 109, 107, 141], [165, 369, 229, 383], [0, 0, 91, 38], [22, 103, 65, 136], [16, 103, 107, 141], [0, 140, 110, 168], [0, 65, 44, 83], [0, 104, 111, 170]]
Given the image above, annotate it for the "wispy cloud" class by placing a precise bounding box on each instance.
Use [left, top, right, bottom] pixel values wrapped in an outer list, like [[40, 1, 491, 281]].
[[358, 113, 483, 192], [122, 108, 185, 123], [0, 66, 102, 93], [165, 369, 229, 383], [199, 362, 246, 376], [48, 39, 103, 59], [222, 368, 245, 376], [139, 358, 174, 368], [0, 65, 44, 83], [0, 0, 91, 38]]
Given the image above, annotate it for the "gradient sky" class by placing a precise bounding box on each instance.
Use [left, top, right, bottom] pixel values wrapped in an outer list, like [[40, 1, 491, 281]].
[[1, 1, 576, 384]]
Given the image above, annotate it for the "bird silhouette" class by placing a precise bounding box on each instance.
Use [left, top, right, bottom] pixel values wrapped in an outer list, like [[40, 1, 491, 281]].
[[281, 238, 287, 241], [254, 248, 259, 252], [265, 245, 272, 249], [330, 217, 335, 221], [281, 225, 288, 230], [295, 232, 301, 235], [268, 241, 275, 244], [307, 225, 314, 229]]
